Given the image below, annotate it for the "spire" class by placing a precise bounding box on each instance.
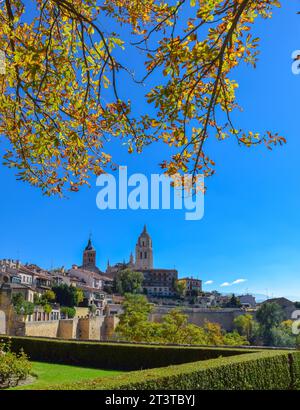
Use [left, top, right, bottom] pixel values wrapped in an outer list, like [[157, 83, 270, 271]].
[[85, 236, 94, 251], [130, 252, 134, 264], [140, 224, 150, 238], [82, 235, 96, 271]]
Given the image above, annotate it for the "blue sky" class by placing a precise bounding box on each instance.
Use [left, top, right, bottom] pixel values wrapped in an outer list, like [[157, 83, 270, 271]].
[[1, 1, 300, 300]]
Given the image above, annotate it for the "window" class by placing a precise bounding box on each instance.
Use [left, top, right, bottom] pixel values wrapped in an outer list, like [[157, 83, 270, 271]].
[[140, 251, 142, 258], [144, 252, 147, 258]]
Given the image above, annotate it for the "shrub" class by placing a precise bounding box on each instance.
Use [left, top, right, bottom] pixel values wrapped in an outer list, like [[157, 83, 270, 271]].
[[43, 304, 52, 315], [12, 293, 34, 316], [0, 342, 32, 389], [49, 350, 299, 391], [0, 336, 249, 371], [35, 290, 56, 306], [52, 284, 83, 307], [89, 304, 97, 314], [2, 336, 298, 391], [60, 306, 76, 319], [289, 351, 300, 389]]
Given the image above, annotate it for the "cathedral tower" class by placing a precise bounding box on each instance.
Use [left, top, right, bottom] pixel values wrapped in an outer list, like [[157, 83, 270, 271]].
[[135, 225, 153, 270], [82, 237, 96, 271]]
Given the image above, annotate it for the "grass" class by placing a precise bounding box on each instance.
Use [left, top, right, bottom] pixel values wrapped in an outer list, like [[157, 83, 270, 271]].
[[12, 362, 124, 390]]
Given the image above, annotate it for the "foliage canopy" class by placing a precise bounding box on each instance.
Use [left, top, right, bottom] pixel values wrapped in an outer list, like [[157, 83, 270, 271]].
[[0, 0, 284, 194]]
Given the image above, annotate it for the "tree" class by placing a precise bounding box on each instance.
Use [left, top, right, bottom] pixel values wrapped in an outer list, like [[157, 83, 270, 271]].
[[0, 1, 285, 195], [52, 284, 83, 307], [12, 293, 34, 316], [226, 294, 241, 308], [174, 280, 186, 298], [160, 309, 208, 345], [11, 293, 24, 307], [34, 289, 56, 306], [115, 293, 156, 342], [60, 306, 76, 319], [270, 320, 297, 348], [160, 315, 248, 346], [114, 269, 144, 295], [43, 290, 56, 303], [116, 296, 249, 346], [160, 309, 190, 343], [43, 304, 52, 315], [202, 321, 224, 345], [256, 302, 285, 346], [233, 314, 256, 342], [75, 288, 84, 305]]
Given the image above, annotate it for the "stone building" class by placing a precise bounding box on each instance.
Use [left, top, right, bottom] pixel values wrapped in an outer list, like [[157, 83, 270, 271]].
[[239, 294, 256, 308], [106, 257, 135, 278], [135, 225, 153, 270], [178, 277, 202, 296], [105, 225, 178, 297], [81, 237, 101, 273], [142, 269, 178, 298], [68, 267, 103, 290], [134, 226, 178, 297]]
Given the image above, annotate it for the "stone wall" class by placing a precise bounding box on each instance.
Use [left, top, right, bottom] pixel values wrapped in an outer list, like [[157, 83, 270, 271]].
[[101, 315, 119, 340], [23, 319, 79, 339], [58, 319, 78, 339], [78, 317, 104, 340], [20, 316, 118, 341], [75, 307, 89, 318], [0, 287, 25, 336], [1, 285, 119, 340], [24, 321, 59, 338], [0, 310, 5, 334], [151, 307, 248, 331]]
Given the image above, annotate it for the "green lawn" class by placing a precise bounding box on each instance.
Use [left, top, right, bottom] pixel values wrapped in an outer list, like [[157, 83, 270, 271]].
[[12, 362, 124, 390]]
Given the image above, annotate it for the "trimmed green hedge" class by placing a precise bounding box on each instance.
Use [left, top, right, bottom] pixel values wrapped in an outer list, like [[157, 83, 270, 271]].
[[46, 350, 300, 390], [3, 336, 299, 390], [288, 351, 300, 389], [0, 336, 251, 371]]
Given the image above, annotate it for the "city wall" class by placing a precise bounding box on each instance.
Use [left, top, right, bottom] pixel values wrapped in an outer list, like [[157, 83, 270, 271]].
[[0, 310, 5, 334], [0, 313, 118, 341], [151, 307, 248, 331]]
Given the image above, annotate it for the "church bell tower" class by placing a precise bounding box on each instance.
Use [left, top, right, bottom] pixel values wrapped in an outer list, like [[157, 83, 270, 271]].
[[82, 237, 96, 271], [135, 225, 153, 270]]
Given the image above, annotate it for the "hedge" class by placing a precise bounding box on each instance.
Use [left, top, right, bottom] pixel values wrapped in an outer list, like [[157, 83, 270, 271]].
[[0, 336, 251, 371], [46, 350, 300, 390]]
